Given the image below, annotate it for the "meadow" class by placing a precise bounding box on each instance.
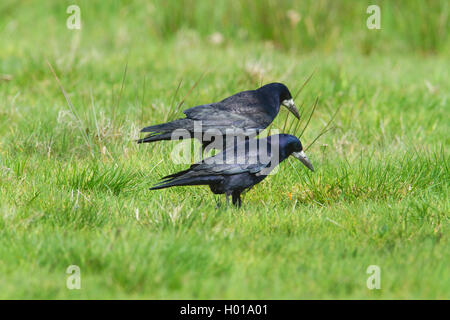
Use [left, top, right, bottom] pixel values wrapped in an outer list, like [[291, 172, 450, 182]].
[[0, 0, 448, 299]]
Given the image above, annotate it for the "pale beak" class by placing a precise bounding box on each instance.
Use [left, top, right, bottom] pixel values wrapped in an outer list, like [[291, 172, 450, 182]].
[[282, 99, 300, 119], [292, 151, 314, 172]]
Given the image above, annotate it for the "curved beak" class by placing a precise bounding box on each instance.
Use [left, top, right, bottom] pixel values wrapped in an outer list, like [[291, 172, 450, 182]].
[[292, 151, 314, 172], [282, 99, 300, 119]]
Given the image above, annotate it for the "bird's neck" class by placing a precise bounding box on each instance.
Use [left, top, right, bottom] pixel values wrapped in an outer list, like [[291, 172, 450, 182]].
[[266, 140, 291, 165], [258, 89, 280, 116]]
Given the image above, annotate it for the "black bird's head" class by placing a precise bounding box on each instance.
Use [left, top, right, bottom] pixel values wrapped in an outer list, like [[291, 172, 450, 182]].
[[278, 134, 314, 172], [258, 83, 300, 119]]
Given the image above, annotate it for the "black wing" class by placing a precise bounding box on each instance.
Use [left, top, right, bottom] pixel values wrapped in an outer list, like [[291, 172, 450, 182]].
[[183, 90, 274, 132], [151, 137, 274, 190]]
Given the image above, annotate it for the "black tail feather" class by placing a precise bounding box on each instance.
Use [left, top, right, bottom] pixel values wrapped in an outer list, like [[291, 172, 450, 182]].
[[136, 132, 173, 144], [138, 118, 194, 143], [150, 175, 220, 190], [160, 164, 200, 181]]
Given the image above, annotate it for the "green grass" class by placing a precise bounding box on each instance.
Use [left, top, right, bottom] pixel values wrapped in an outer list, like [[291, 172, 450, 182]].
[[0, 0, 449, 299]]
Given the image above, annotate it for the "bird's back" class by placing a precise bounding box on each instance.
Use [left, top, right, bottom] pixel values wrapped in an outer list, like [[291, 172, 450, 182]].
[[183, 89, 277, 130]]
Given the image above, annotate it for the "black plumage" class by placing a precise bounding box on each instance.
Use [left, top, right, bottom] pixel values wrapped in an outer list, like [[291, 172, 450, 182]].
[[150, 134, 314, 207], [138, 83, 300, 149]]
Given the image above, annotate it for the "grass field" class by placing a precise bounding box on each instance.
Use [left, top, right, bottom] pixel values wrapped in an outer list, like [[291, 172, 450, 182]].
[[0, 1, 449, 299]]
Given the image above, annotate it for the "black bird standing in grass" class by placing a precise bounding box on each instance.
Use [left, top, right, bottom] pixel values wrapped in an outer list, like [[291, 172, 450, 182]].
[[150, 134, 314, 207], [138, 83, 300, 150]]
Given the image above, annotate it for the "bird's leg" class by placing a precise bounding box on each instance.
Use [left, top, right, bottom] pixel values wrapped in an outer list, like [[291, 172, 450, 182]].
[[225, 192, 231, 206], [200, 144, 206, 160], [214, 196, 221, 209], [232, 191, 242, 208]]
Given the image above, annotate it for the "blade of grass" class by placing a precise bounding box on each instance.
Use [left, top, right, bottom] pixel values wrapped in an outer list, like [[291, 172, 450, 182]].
[[175, 71, 207, 114], [294, 69, 315, 100], [299, 97, 319, 138], [293, 102, 305, 136], [167, 78, 184, 120], [287, 111, 299, 134], [171, 78, 183, 109], [46, 60, 93, 157], [140, 74, 146, 123], [305, 103, 343, 151], [282, 112, 290, 133], [304, 126, 336, 152], [114, 61, 128, 121]]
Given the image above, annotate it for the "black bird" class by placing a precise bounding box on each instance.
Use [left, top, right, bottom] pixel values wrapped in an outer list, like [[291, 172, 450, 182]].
[[138, 83, 300, 150], [150, 134, 314, 207]]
